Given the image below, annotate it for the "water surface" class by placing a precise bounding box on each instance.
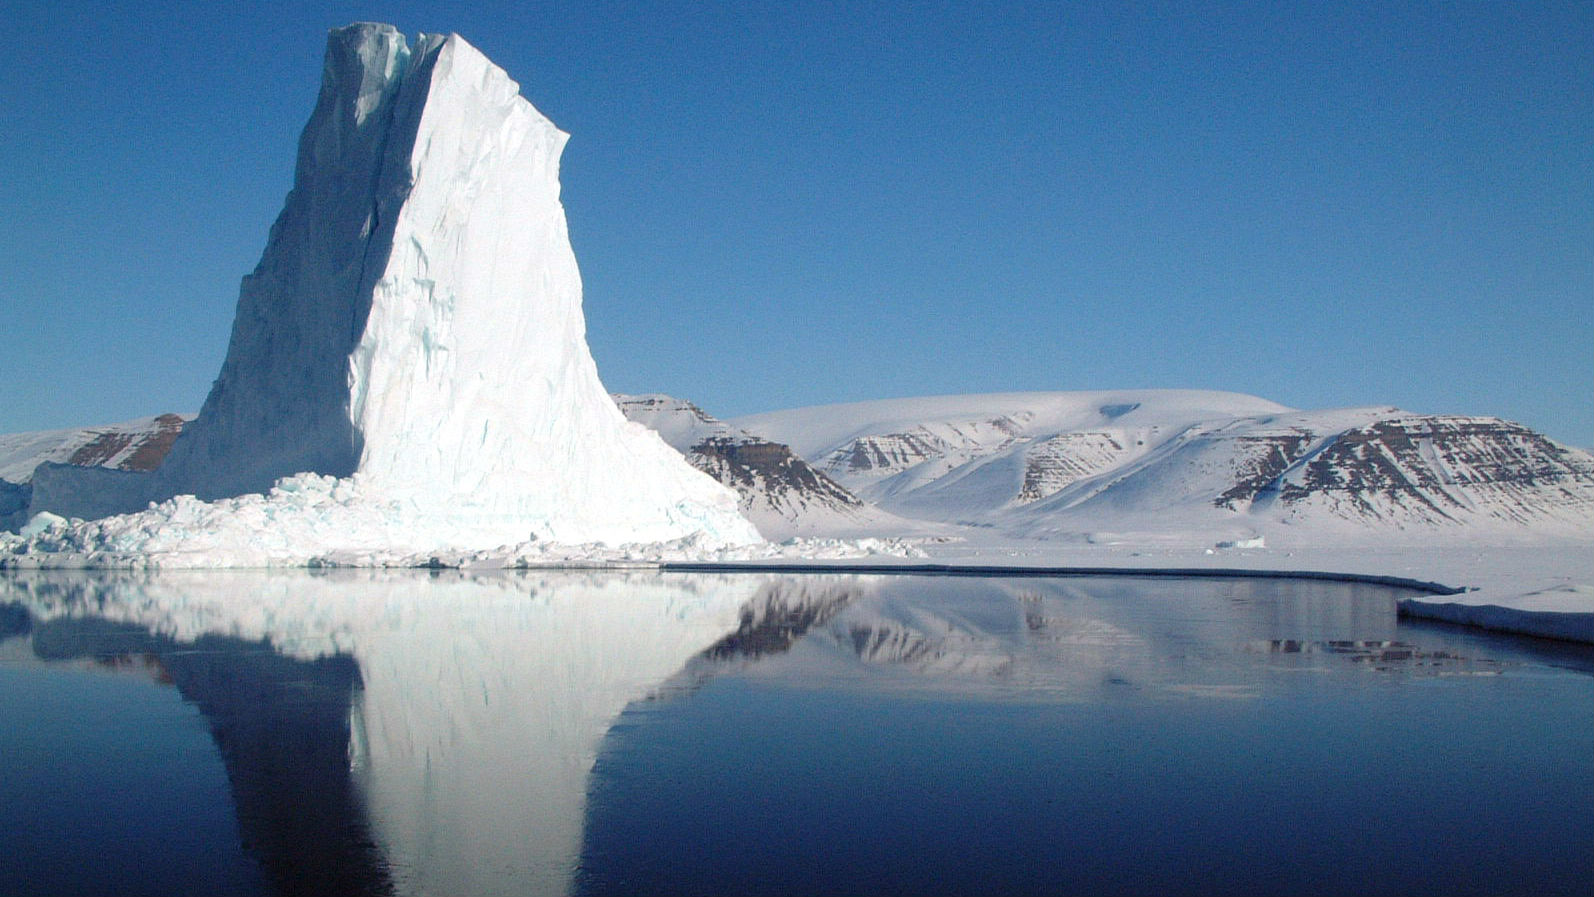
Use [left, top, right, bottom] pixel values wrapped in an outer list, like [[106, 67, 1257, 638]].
[[1, 570, 1588, 896]]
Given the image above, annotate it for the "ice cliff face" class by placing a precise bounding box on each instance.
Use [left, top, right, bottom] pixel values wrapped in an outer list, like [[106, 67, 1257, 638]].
[[163, 24, 425, 496], [16, 24, 756, 561]]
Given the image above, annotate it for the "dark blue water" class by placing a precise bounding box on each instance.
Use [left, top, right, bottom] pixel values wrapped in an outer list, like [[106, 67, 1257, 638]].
[[1, 571, 1589, 896], [578, 576, 1594, 897], [0, 650, 266, 896]]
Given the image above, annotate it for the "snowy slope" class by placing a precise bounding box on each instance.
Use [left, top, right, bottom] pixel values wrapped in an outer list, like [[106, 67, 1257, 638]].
[[614, 394, 895, 539], [734, 390, 1286, 464], [735, 392, 1594, 544], [15, 24, 757, 562], [0, 414, 190, 532], [0, 414, 188, 484], [733, 390, 1289, 521], [1013, 407, 1594, 542]]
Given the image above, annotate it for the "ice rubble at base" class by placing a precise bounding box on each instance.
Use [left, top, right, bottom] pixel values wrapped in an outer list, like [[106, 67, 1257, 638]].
[[9, 23, 761, 564], [1, 473, 925, 569]]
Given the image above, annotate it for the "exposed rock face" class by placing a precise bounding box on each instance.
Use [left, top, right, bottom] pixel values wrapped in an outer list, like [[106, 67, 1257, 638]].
[[0, 414, 190, 485], [691, 437, 863, 510], [830, 430, 957, 476], [1118, 412, 1594, 527], [1019, 408, 1594, 536], [1266, 416, 1594, 526], [0, 414, 190, 532], [1018, 432, 1134, 503], [821, 416, 1029, 483], [63, 413, 187, 471], [1214, 432, 1314, 509], [614, 394, 867, 539]]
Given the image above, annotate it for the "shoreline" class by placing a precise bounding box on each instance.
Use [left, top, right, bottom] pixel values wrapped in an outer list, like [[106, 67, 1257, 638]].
[[659, 558, 1594, 645], [661, 560, 1466, 595]]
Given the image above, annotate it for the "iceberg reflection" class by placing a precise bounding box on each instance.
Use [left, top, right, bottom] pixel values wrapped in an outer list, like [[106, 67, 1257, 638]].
[[1, 569, 765, 896], [8, 571, 1576, 896]]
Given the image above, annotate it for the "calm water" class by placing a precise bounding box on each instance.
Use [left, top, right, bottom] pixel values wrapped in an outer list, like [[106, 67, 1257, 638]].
[[1, 570, 1589, 896]]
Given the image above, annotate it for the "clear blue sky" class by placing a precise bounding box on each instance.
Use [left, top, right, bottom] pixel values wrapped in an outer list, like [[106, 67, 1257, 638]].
[[4, 1, 1590, 446]]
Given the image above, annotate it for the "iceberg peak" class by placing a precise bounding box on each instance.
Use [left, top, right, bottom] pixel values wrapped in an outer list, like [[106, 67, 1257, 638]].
[[17, 23, 758, 563]]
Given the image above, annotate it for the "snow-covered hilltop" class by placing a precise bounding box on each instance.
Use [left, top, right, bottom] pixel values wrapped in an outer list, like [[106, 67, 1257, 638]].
[[614, 394, 898, 539], [735, 391, 1594, 545], [6, 24, 756, 565], [1012, 407, 1594, 539], [734, 390, 1286, 522], [0, 414, 190, 531], [0, 413, 188, 484]]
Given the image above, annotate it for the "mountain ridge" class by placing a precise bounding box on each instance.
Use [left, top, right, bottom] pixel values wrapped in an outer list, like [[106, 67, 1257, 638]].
[[735, 391, 1594, 544], [7, 389, 1590, 547]]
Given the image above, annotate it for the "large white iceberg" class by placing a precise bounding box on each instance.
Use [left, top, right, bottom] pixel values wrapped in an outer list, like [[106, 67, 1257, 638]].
[[14, 23, 757, 565]]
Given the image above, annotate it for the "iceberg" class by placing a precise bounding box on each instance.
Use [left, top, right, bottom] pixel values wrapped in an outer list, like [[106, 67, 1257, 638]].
[[13, 23, 757, 565]]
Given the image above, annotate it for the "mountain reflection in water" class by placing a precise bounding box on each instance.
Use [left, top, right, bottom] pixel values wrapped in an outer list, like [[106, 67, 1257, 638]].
[[2, 570, 1589, 897], [585, 575, 1594, 897], [656, 574, 1508, 700]]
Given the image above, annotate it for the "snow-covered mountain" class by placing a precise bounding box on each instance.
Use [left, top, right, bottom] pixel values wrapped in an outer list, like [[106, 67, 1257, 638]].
[[0, 413, 188, 483], [11, 24, 756, 563], [1009, 407, 1594, 542], [733, 390, 1287, 519], [613, 394, 892, 539], [735, 391, 1594, 543], [0, 414, 190, 531]]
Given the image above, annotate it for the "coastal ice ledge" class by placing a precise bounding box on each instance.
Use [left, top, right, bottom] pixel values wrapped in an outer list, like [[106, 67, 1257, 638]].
[[6, 23, 760, 567]]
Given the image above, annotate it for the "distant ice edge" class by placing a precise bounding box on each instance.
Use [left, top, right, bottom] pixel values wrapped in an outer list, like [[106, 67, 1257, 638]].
[[1398, 596, 1594, 644]]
